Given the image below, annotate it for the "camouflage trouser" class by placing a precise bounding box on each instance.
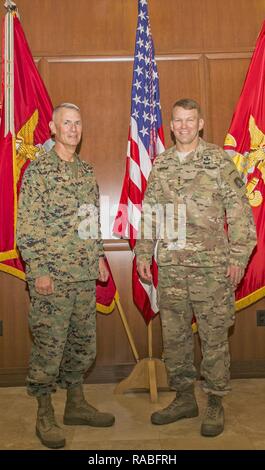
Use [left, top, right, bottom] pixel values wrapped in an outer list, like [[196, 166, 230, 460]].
[[26, 280, 96, 396], [158, 265, 235, 396]]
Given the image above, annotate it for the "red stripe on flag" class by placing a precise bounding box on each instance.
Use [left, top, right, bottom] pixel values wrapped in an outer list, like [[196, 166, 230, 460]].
[[224, 20, 265, 309], [130, 137, 141, 167], [0, 11, 53, 278], [96, 258, 118, 314], [114, 0, 165, 323]]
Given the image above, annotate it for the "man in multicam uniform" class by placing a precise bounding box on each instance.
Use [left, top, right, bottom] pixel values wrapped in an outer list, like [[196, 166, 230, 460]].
[[17, 103, 115, 449], [135, 98, 256, 437]]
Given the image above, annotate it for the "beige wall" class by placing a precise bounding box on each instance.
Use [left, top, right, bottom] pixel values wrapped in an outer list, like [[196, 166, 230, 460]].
[[0, 0, 265, 383]]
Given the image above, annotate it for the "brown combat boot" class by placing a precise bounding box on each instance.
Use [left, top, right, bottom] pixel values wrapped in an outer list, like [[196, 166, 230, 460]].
[[151, 386, 199, 425], [36, 395, 65, 449], [201, 394, 224, 437], [63, 384, 115, 427]]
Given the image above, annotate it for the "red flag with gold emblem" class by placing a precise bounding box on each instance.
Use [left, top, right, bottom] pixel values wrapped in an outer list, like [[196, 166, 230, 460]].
[[0, 3, 53, 279], [96, 258, 119, 314], [224, 20, 265, 310]]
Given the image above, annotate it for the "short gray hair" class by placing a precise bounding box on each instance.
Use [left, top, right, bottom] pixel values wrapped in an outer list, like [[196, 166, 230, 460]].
[[52, 103, 80, 121]]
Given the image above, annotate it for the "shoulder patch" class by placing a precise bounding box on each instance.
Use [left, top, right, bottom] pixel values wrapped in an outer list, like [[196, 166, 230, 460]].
[[222, 165, 246, 196]]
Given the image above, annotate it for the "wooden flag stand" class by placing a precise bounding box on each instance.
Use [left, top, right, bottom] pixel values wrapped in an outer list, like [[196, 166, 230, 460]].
[[114, 313, 169, 403], [114, 297, 140, 363]]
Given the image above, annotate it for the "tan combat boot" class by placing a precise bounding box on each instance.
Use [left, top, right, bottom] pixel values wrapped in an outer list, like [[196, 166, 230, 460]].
[[201, 394, 224, 437], [63, 384, 115, 427], [151, 386, 199, 425], [36, 395, 65, 449]]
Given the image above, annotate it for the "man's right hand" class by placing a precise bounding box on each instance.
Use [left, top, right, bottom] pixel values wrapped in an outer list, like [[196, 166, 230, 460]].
[[137, 260, 152, 282], [35, 275, 54, 295]]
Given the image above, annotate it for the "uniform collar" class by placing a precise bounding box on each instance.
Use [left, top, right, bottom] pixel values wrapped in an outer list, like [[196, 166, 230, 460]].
[[173, 138, 207, 165], [49, 148, 80, 165]]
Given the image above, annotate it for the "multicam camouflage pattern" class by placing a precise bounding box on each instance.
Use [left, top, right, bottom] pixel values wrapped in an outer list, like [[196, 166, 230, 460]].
[[135, 138, 256, 268], [135, 138, 257, 395], [27, 280, 96, 396], [17, 149, 104, 282], [159, 264, 234, 395]]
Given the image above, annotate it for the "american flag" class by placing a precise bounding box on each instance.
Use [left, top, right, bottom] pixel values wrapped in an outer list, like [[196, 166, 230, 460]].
[[113, 0, 165, 323]]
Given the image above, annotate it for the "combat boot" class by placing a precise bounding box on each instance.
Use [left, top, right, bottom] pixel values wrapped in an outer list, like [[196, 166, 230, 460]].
[[151, 386, 199, 425], [63, 384, 115, 427], [201, 394, 224, 437], [36, 395, 65, 449]]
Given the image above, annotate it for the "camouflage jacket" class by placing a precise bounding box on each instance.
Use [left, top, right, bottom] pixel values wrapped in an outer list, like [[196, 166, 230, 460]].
[[17, 149, 104, 282], [134, 138, 257, 268]]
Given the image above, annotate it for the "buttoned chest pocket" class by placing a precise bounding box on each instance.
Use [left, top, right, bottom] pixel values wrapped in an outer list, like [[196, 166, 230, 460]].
[[48, 176, 78, 221], [74, 175, 100, 241], [76, 175, 98, 207]]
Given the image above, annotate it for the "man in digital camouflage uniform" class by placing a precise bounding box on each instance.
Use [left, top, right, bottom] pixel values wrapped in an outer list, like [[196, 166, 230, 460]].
[[17, 103, 115, 449], [135, 98, 256, 437]]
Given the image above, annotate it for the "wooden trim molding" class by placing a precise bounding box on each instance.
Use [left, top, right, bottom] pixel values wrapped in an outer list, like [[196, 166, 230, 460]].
[[205, 52, 253, 60], [37, 54, 204, 64], [0, 364, 136, 387], [103, 239, 130, 252], [1, 361, 265, 387]]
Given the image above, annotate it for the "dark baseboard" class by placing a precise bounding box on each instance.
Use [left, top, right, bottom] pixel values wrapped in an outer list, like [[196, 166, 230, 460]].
[[1, 360, 265, 387], [0, 368, 28, 387], [0, 363, 136, 387], [230, 361, 265, 378], [84, 363, 135, 384]]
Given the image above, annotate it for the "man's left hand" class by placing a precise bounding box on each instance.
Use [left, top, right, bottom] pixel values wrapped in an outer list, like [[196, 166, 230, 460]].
[[226, 265, 245, 289], [98, 257, 109, 282]]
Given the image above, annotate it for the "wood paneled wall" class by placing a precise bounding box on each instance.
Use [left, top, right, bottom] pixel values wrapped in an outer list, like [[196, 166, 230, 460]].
[[0, 0, 265, 384]]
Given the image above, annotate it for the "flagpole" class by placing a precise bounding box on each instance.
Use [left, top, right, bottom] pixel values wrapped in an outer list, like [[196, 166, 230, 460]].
[[113, 0, 169, 402], [4, 1, 17, 13], [147, 321, 158, 402], [115, 298, 139, 362], [0, 2, 53, 277], [147, 321, 153, 358], [114, 314, 169, 403]]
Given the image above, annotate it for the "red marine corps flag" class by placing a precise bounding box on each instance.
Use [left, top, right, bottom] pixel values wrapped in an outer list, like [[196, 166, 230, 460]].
[[0, 1, 53, 279], [0, 2, 120, 319], [224, 20, 265, 310], [96, 258, 119, 314], [113, 0, 165, 324]]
